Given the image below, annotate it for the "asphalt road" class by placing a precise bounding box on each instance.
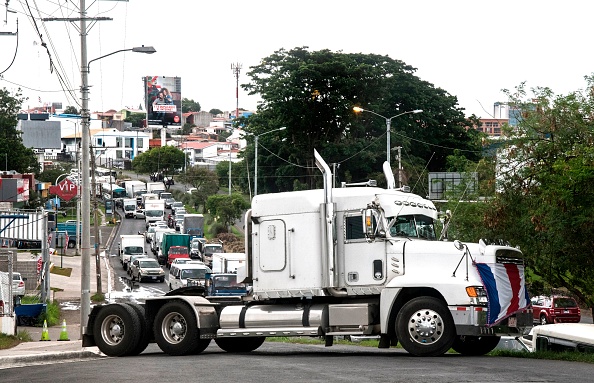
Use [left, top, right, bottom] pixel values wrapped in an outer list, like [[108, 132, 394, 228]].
[[1, 341, 591, 382]]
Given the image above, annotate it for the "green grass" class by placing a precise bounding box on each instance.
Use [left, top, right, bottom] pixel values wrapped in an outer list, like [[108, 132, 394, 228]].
[[0, 330, 32, 349]]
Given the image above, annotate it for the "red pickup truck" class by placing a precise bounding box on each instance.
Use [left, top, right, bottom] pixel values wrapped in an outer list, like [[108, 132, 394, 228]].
[[167, 246, 190, 268], [532, 295, 581, 325]]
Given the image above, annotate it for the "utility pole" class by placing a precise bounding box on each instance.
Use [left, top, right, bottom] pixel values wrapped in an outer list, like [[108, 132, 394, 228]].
[[396, 146, 402, 188], [230, 62, 242, 196]]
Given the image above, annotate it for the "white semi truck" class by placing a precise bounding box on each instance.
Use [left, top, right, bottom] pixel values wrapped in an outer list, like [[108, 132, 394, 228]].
[[84, 150, 532, 357]]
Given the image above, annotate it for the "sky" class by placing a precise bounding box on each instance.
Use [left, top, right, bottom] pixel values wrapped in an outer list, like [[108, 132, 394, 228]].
[[1, 0, 593, 119]]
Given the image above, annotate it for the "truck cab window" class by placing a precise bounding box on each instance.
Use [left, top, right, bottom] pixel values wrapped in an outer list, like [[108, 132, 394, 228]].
[[389, 215, 436, 240]]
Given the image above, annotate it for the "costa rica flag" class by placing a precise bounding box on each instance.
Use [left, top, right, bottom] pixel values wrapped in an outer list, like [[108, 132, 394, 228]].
[[474, 262, 531, 326]]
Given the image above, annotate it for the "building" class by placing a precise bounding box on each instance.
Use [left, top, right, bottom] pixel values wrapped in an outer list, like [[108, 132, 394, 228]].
[[91, 128, 150, 166]]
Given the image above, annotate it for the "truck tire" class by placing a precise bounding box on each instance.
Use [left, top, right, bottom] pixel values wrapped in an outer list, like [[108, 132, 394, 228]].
[[451, 335, 500, 356], [215, 337, 265, 353], [123, 303, 151, 356], [92, 303, 141, 357], [395, 297, 455, 357], [154, 301, 209, 356]]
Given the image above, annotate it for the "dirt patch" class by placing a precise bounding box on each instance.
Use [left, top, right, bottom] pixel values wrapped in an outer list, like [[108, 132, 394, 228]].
[[51, 267, 73, 277]]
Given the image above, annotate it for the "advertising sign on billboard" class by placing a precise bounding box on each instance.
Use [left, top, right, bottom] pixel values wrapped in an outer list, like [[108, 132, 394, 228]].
[[145, 76, 182, 127]]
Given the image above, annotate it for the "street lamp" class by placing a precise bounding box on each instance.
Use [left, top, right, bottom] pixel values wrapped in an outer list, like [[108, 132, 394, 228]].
[[254, 126, 286, 197], [353, 107, 422, 186], [80, 44, 156, 334]]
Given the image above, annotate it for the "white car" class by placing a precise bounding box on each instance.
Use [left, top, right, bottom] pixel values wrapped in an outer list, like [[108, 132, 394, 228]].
[[134, 208, 145, 219], [12, 272, 25, 297]]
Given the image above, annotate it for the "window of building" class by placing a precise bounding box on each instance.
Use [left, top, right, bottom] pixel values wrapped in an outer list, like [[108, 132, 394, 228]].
[[137, 138, 143, 148], [116, 150, 123, 159], [124, 138, 132, 148], [116, 137, 122, 147], [96, 138, 103, 147]]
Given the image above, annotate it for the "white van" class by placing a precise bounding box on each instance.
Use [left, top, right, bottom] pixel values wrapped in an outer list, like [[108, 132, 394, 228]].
[[167, 262, 212, 291]]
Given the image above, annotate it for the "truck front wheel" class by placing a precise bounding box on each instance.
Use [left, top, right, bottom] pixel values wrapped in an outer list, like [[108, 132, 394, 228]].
[[451, 335, 500, 356], [215, 337, 265, 353], [395, 297, 455, 356], [154, 301, 210, 356], [92, 303, 141, 357]]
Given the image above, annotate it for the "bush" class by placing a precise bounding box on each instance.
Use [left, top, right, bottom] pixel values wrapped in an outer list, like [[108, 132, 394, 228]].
[[38, 300, 60, 326]]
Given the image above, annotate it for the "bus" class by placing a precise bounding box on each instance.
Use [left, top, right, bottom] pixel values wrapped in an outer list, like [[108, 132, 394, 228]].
[[101, 183, 126, 199]]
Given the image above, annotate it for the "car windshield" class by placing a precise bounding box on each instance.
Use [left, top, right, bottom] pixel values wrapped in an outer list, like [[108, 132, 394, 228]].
[[181, 268, 210, 279], [204, 245, 222, 255], [388, 214, 436, 240], [139, 260, 160, 268], [554, 298, 578, 308]]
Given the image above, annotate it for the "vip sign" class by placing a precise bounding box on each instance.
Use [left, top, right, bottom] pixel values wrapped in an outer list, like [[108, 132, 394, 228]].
[[49, 178, 78, 201]]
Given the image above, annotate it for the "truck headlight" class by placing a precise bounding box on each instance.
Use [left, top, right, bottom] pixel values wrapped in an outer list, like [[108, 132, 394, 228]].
[[466, 286, 488, 305]]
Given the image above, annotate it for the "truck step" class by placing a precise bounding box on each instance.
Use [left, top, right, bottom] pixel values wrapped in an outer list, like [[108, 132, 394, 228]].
[[217, 326, 320, 338]]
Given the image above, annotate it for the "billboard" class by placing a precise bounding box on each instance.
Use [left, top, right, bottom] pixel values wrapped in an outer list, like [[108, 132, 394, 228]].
[[145, 76, 182, 127]]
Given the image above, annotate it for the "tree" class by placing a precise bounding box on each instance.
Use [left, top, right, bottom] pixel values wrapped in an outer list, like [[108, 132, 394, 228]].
[[241, 47, 481, 195], [64, 105, 79, 115], [209, 108, 223, 116], [485, 78, 594, 311], [132, 145, 185, 180], [177, 166, 219, 212], [182, 98, 201, 113], [0, 88, 40, 174], [181, 122, 194, 135], [124, 112, 146, 128], [205, 193, 250, 232]]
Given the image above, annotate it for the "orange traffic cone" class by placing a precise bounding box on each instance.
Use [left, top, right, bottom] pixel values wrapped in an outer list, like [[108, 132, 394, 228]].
[[40, 320, 50, 341], [58, 319, 70, 341]]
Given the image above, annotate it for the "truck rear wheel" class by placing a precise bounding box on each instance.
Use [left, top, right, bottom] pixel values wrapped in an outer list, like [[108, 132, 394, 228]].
[[92, 303, 141, 357], [395, 297, 455, 356], [451, 335, 500, 356], [154, 301, 209, 356], [215, 337, 265, 353], [68, 240, 75, 249], [123, 303, 151, 356]]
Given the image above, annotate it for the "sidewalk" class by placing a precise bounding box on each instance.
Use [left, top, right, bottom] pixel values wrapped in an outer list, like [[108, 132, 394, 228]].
[[0, 215, 119, 368]]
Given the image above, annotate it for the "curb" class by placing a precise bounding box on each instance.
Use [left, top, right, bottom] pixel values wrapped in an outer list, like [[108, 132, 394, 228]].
[[0, 349, 105, 369]]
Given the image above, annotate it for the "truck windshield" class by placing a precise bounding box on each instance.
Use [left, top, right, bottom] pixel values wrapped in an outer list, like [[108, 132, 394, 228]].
[[388, 215, 436, 240], [124, 246, 144, 254], [204, 245, 222, 255], [124, 205, 135, 211], [145, 210, 164, 217], [213, 275, 245, 289]]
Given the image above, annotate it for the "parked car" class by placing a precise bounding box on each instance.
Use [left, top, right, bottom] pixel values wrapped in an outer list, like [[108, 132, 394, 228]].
[[532, 295, 581, 325], [12, 272, 26, 297], [130, 258, 165, 283], [133, 208, 145, 219]]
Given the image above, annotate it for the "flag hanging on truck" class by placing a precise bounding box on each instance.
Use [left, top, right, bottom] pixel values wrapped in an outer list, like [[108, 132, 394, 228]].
[[474, 262, 531, 326]]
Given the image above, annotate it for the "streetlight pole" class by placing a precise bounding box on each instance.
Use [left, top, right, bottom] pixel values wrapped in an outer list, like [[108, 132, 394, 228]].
[[254, 126, 286, 197], [353, 107, 422, 186], [80, 37, 156, 333]]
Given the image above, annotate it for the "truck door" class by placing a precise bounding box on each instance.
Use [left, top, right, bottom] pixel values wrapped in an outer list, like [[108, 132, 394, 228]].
[[342, 212, 386, 286]]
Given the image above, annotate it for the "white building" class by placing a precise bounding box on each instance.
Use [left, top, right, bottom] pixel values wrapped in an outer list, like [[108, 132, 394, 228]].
[[91, 128, 150, 164]]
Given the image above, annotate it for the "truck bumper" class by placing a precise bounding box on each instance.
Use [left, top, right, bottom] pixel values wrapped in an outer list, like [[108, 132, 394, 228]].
[[451, 306, 532, 336]]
